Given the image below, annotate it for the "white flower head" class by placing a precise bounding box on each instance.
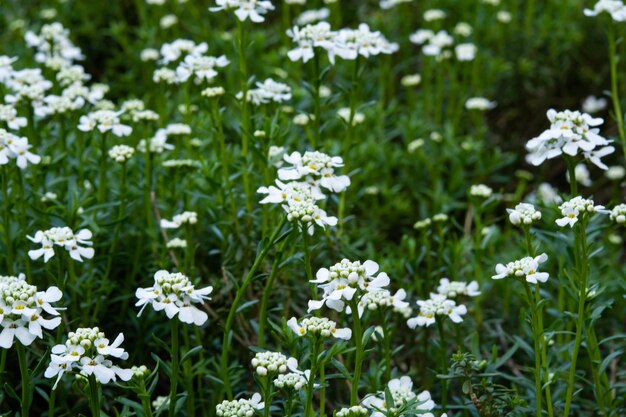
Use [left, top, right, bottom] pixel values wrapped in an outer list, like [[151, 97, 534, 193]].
[[507, 202, 542, 226], [287, 316, 352, 339], [492, 253, 549, 284], [555, 196, 608, 228], [251, 351, 288, 376], [407, 293, 467, 328], [209, 0, 275, 23], [216, 393, 264, 416], [363, 376, 435, 417], [436, 278, 480, 298], [28, 227, 94, 263], [584, 0, 626, 21], [135, 270, 212, 325], [610, 204, 626, 224]]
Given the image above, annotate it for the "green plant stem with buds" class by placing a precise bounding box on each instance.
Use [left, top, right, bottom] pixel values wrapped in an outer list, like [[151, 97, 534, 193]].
[[169, 318, 180, 417], [17, 343, 31, 417], [348, 299, 364, 406], [219, 217, 287, 399], [87, 375, 100, 417]]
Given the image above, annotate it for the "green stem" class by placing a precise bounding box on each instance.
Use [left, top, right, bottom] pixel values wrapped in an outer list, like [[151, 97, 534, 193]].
[[608, 23, 626, 155], [349, 299, 363, 405], [304, 339, 321, 417], [523, 282, 543, 417], [237, 19, 253, 216], [319, 359, 326, 417], [563, 220, 589, 417], [379, 310, 392, 382], [88, 375, 100, 417], [1, 167, 13, 275], [436, 319, 448, 412], [17, 343, 31, 417], [311, 51, 321, 149], [219, 217, 287, 399], [97, 132, 108, 204], [258, 231, 292, 347], [169, 318, 180, 417]]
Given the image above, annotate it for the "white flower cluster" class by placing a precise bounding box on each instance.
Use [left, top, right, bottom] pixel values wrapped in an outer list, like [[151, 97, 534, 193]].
[[584, 0, 626, 21], [210, 0, 275, 23], [610, 203, 626, 224], [108, 144, 135, 163], [135, 270, 213, 325], [274, 372, 307, 391], [407, 293, 467, 328], [278, 151, 350, 193], [469, 184, 493, 198], [3, 68, 53, 105], [151, 39, 229, 84], [492, 253, 550, 284], [356, 288, 411, 317], [160, 211, 198, 229], [251, 351, 288, 376], [436, 278, 480, 298], [465, 97, 496, 111], [526, 109, 615, 169], [556, 196, 607, 227], [336, 405, 369, 417], [507, 202, 542, 226], [176, 53, 230, 83], [409, 30, 454, 60], [287, 22, 397, 64], [28, 227, 94, 263], [216, 394, 264, 417], [380, 0, 413, 9], [0, 129, 41, 169], [137, 128, 175, 154], [308, 259, 390, 313], [237, 78, 292, 105], [296, 8, 330, 25], [0, 104, 27, 130], [363, 377, 438, 417], [0, 275, 62, 348], [287, 316, 352, 339], [45, 327, 132, 389], [25, 23, 84, 69], [78, 110, 132, 137]]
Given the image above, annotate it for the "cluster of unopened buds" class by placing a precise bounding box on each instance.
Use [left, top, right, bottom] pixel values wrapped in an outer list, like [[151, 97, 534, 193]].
[[273, 372, 307, 391], [287, 316, 352, 340], [108, 144, 135, 163], [436, 278, 480, 298], [251, 351, 288, 376], [556, 196, 607, 227], [215, 394, 264, 417], [610, 203, 626, 224], [160, 211, 198, 229]]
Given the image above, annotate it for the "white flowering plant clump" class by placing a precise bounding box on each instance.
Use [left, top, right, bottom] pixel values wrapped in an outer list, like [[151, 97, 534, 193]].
[[45, 327, 133, 389], [135, 270, 213, 325], [0, 274, 63, 348], [27, 227, 94, 263]]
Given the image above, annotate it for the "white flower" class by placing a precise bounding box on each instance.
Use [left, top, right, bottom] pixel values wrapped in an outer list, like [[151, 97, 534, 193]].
[[337, 107, 365, 125], [584, 0, 626, 21], [454, 22, 473, 37], [526, 109, 614, 169], [287, 316, 352, 339], [175, 54, 229, 83], [610, 203, 626, 224], [465, 97, 497, 111], [582, 95, 608, 113], [363, 376, 435, 417], [0, 277, 62, 348], [606, 165, 626, 180], [108, 144, 135, 163], [28, 227, 94, 263], [286, 22, 337, 63], [333, 24, 398, 61], [296, 8, 330, 25], [308, 259, 390, 313], [209, 0, 275, 23], [497, 10, 512, 23], [469, 184, 493, 198], [407, 294, 467, 327], [507, 202, 542, 226], [278, 150, 350, 193], [0, 129, 41, 169], [166, 238, 188, 249], [216, 393, 264, 416], [492, 253, 550, 284], [401, 74, 422, 87], [568, 163, 592, 187], [78, 110, 132, 137], [160, 211, 198, 229], [455, 43, 477, 61], [555, 196, 608, 227], [138, 129, 175, 154], [0, 105, 27, 130], [379, 0, 412, 9], [45, 327, 132, 389], [336, 405, 369, 417], [423, 9, 446, 21], [437, 278, 480, 298], [140, 48, 160, 61], [135, 270, 212, 325], [238, 78, 292, 104], [356, 288, 411, 317]]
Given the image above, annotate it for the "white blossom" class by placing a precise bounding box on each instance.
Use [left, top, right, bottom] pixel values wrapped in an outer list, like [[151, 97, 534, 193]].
[[555, 196, 608, 227], [407, 293, 467, 327], [363, 376, 436, 417], [507, 202, 542, 226], [436, 278, 480, 298], [28, 227, 94, 263], [287, 316, 352, 339], [209, 0, 275, 23], [492, 253, 550, 284]]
